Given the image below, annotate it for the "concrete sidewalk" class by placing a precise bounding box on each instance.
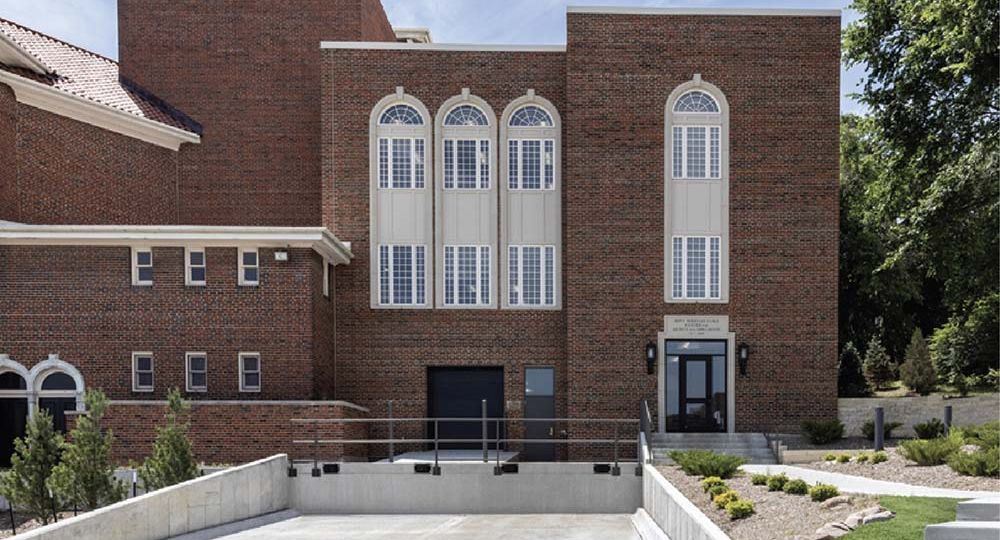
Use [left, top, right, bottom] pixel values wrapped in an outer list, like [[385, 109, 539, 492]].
[[742, 464, 1000, 499], [197, 514, 641, 540]]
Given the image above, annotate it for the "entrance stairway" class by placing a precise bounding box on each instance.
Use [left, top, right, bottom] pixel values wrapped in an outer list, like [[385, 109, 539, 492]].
[[924, 497, 1000, 540], [649, 432, 777, 464]]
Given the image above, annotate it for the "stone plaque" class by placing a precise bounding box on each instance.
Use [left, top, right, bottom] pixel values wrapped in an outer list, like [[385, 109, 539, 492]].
[[664, 315, 729, 338]]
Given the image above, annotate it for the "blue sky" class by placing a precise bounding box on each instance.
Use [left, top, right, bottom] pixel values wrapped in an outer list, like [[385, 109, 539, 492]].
[[0, 0, 866, 113]]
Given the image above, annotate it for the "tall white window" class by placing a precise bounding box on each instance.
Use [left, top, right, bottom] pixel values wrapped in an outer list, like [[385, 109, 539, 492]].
[[378, 245, 426, 306], [239, 248, 259, 286], [132, 248, 153, 286], [185, 248, 206, 286], [377, 103, 426, 189], [132, 352, 154, 392], [444, 245, 490, 306], [444, 139, 490, 189], [508, 245, 556, 307], [507, 106, 555, 190], [185, 352, 207, 392], [671, 236, 721, 300], [238, 352, 261, 393], [671, 91, 721, 180]]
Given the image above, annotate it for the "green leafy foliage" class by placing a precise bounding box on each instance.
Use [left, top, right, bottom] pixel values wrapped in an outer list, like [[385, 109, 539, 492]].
[[947, 447, 1000, 477], [801, 419, 845, 445], [138, 388, 198, 492], [713, 490, 740, 509], [725, 499, 755, 519], [823, 453, 837, 462], [701, 476, 726, 492], [707, 484, 730, 499], [750, 473, 769, 485], [0, 410, 63, 525], [766, 473, 788, 491], [836, 454, 851, 463], [913, 419, 946, 439], [855, 452, 870, 463], [863, 420, 903, 440], [870, 451, 889, 464], [809, 483, 840, 502], [863, 336, 896, 391], [783, 479, 809, 495], [953, 421, 1000, 449], [900, 329, 937, 395], [667, 450, 746, 479], [838, 342, 871, 397], [898, 436, 962, 466]]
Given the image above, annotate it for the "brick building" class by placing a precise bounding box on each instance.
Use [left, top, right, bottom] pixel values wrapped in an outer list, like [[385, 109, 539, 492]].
[[0, 3, 840, 466]]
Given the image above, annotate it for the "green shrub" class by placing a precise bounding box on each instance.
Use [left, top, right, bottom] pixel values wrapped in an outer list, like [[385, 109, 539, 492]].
[[863, 336, 895, 390], [138, 389, 198, 492], [870, 451, 889, 464], [707, 484, 730, 499], [855, 452, 870, 463], [954, 421, 1000, 449], [668, 450, 746, 479], [913, 419, 946, 439], [898, 436, 962, 466], [725, 499, 755, 519], [947, 447, 1000, 477], [863, 420, 903, 440], [809, 483, 840, 502], [783, 478, 809, 495], [713, 489, 740, 509], [801, 419, 845, 445], [900, 328, 936, 395], [0, 410, 63, 525], [823, 453, 837, 461], [750, 473, 769, 485], [766, 473, 788, 491], [702, 476, 726, 492], [836, 453, 851, 463], [838, 342, 871, 397]]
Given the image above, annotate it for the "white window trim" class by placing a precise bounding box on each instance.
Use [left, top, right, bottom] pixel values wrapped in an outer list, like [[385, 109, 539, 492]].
[[131, 351, 154, 393], [377, 136, 425, 190], [131, 247, 153, 286], [671, 235, 722, 300], [671, 125, 721, 180], [238, 248, 259, 286], [185, 352, 207, 393], [507, 244, 556, 308], [378, 244, 427, 307], [443, 245, 491, 306], [238, 352, 261, 393], [443, 138, 491, 190], [184, 247, 206, 286], [507, 138, 556, 191]]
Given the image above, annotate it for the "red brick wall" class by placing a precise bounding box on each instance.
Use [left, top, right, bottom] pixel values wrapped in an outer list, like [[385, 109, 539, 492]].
[[563, 13, 841, 433], [323, 49, 569, 441], [117, 0, 395, 227], [0, 246, 326, 400], [312, 257, 337, 399], [69, 401, 369, 465], [0, 84, 16, 221]]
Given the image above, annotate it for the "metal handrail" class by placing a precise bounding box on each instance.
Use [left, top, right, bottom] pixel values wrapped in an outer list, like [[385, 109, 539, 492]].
[[291, 417, 638, 423], [639, 399, 653, 464]]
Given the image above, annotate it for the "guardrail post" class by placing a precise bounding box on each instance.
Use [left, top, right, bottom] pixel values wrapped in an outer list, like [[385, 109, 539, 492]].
[[494, 418, 503, 476], [943, 405, 953, 432], [432, 419, 441, 476], [388, 400, 395, 463], [482, 399, 488, 463], [612, 422, 621, 476], [9, 502, 15, 535], [312, 424, 321, 477], [874, 406, 884, 451]]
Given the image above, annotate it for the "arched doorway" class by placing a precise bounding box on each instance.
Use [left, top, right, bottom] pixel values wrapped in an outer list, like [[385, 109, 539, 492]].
[[37, 372, 79, 433], [0, 368, 29, 468]]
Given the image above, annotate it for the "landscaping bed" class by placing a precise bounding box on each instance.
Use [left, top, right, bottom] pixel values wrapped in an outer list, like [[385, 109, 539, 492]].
[[0, 510, 75, 538], [798, 447, 1000, 492]]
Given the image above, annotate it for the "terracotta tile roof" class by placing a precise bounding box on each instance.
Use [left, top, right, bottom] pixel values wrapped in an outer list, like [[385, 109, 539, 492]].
[[0, 17, 201, 135]]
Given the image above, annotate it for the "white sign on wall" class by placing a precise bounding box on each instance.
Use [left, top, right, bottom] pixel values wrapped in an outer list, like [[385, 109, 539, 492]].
[[664, 315, 729, 338]]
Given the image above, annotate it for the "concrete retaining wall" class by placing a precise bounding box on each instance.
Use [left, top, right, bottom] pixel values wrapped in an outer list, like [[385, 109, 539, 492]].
[[838, 394, 999, 438], [290, 461, 642, 514], [13, 455, 290, 540]]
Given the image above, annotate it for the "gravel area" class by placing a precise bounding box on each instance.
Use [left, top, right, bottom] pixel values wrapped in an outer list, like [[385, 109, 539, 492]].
[[796, 447, 1000, 492], [769, 434, 908, 451], [657, 465, 878, 540], [0, 510, 74, 538]]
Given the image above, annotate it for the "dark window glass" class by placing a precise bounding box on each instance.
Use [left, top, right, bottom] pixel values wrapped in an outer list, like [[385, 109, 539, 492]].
[[41, 372, 75, 391], [189, 357, 206, 371], [137, 372, 153, 387], [136, 357, 152, 371], [0, 371, 26, 389], [190, 268, 206, 282], [190, 372, 206, 389], [138, 267, 154, 282], [189, 251, 204, 266], [525, 367, 554, 397], [243, 372, 260, 388], [244, 268, 259, 283], [242, 356, 259, 371], [665, 340, 726, 356], [136, 251, 152, 265], [685, 360, 707, 399], [242, 251, 257, 266]]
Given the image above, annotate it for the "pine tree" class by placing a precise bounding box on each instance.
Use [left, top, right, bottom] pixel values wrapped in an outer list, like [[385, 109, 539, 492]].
[[138, 388, 198, 492], [0, 409, 63, 524], [47, 389, 126, 510], [900, 328, 937, 395], [863, 336, 895, 390], [838, 342, 870, 397]]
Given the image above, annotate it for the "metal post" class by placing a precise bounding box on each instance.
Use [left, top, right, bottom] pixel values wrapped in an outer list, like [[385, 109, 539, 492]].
[[311, 423, 321, 477], [944, 405, 953, 433], [612, 422, 621, 476], [432, 419, 441, 476], [482, 399, 488, 463], [9, 503, 16, 535], [132, 470, 138, 498], [49, 488, 58, 523], [494, 419, 503, 476], [388, 400, 395, 463], [874, 407, 884, 451]]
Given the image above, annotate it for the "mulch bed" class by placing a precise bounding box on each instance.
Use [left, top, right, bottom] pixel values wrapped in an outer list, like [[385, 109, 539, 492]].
[[796, 447, 1000, 492]]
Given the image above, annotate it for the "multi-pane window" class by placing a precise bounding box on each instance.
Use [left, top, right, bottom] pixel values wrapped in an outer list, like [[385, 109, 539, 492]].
[[378, 137, 425, 189], [186, 352, 207, 392], [444, 245, 490, 306], [379, 104, 424, 126], [378, 245, 426, 306], [672, 126, 720, 179], [239, 353, 261, 393], [509, 105, 553, 127], [186, 248, 206, 286], [508, 139, 554, 190], [444, 139, 490, 189], [444, 105, 488, 127], [239, 248, 259, 286], [132, 352, 153, 392], [132, 248, 153, 286], [508, 245, 556, 307], [671, 236, 722, 300]]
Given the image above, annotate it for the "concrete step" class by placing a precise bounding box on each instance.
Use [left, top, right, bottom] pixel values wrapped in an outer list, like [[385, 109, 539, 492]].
[[924, 521, 1000, 540], [630, 508, 669, 540], [958, 498, 1000, 522]]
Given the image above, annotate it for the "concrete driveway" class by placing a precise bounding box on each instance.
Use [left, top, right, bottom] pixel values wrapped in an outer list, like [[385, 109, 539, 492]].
[[207, 514, 641, 539]]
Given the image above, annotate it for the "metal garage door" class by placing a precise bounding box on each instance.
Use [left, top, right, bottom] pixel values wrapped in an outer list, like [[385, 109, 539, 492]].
[[427, 367, 504, 449]]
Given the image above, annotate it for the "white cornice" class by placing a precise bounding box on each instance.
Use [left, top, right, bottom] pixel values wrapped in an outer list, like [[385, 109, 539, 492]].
[[566, 6, 841, 17], [321, 41, 565, 52], [0, 223, 354, 265], [0, 71, 200, 151], [0, 32, 50, 74]]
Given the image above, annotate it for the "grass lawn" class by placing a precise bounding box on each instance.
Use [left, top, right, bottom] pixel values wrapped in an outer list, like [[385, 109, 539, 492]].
[[843, 496, 961, 540], [872, 379, 995, 398]]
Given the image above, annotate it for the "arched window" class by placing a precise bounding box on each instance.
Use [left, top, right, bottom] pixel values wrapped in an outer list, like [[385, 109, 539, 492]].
[[444, 105, 488, 127], [40, 372, 76, 391], [375, 103, 427, 189], [670, 90, 722, 179], [379, 104, 424, 126], [509, 105, 553, 127], [674, 91, 720, 113], [506, 105, 556, 191], [0, 371, 26, 390]]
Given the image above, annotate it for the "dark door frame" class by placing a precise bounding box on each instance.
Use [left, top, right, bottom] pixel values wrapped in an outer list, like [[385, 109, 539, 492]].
[[677, 354, 719, 432], [523, 366, 556, 461]]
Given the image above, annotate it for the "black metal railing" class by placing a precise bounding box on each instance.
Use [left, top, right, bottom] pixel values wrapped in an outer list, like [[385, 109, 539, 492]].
[[639, 399, 653, 464]]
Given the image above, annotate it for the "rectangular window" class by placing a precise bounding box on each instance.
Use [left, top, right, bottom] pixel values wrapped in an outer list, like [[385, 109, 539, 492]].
[[686, 127, 706, 178], [443, 245, 491, 306], [672, 127, 683, 178], [709, 127, 720, 178], [509, 139, 556, 190], [186, 352, 207, 392], [378, 137, 424, 189], [508, 245, 556, 307], [185, 248, 206, 286], [444, 139, 489, 189], [239, 352, 261, 393], [378, 245, 426, 306], [132, 248, 153, 286], [671, 236, 722, 300], [239, 248, 259, 286], [132, 352, 153, 392], [673, 126, 721, 180]]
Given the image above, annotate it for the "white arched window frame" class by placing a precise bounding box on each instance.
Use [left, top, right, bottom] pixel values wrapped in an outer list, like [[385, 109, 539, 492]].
[[434, 91, 498, 308], [500, 91, 562, 310], [0, 354, 85, 418], [665, 75, 730, 303], [369, 89, 433, 308]]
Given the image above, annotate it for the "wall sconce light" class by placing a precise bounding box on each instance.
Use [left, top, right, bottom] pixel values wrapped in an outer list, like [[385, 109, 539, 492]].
[[738, 343, 750, 376], [645, 342, 657, 375], [274, 250, 289, 262]]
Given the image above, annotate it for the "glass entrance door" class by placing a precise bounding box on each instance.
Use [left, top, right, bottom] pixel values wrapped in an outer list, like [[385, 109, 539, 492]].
[[665, 340, 727, 432]]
